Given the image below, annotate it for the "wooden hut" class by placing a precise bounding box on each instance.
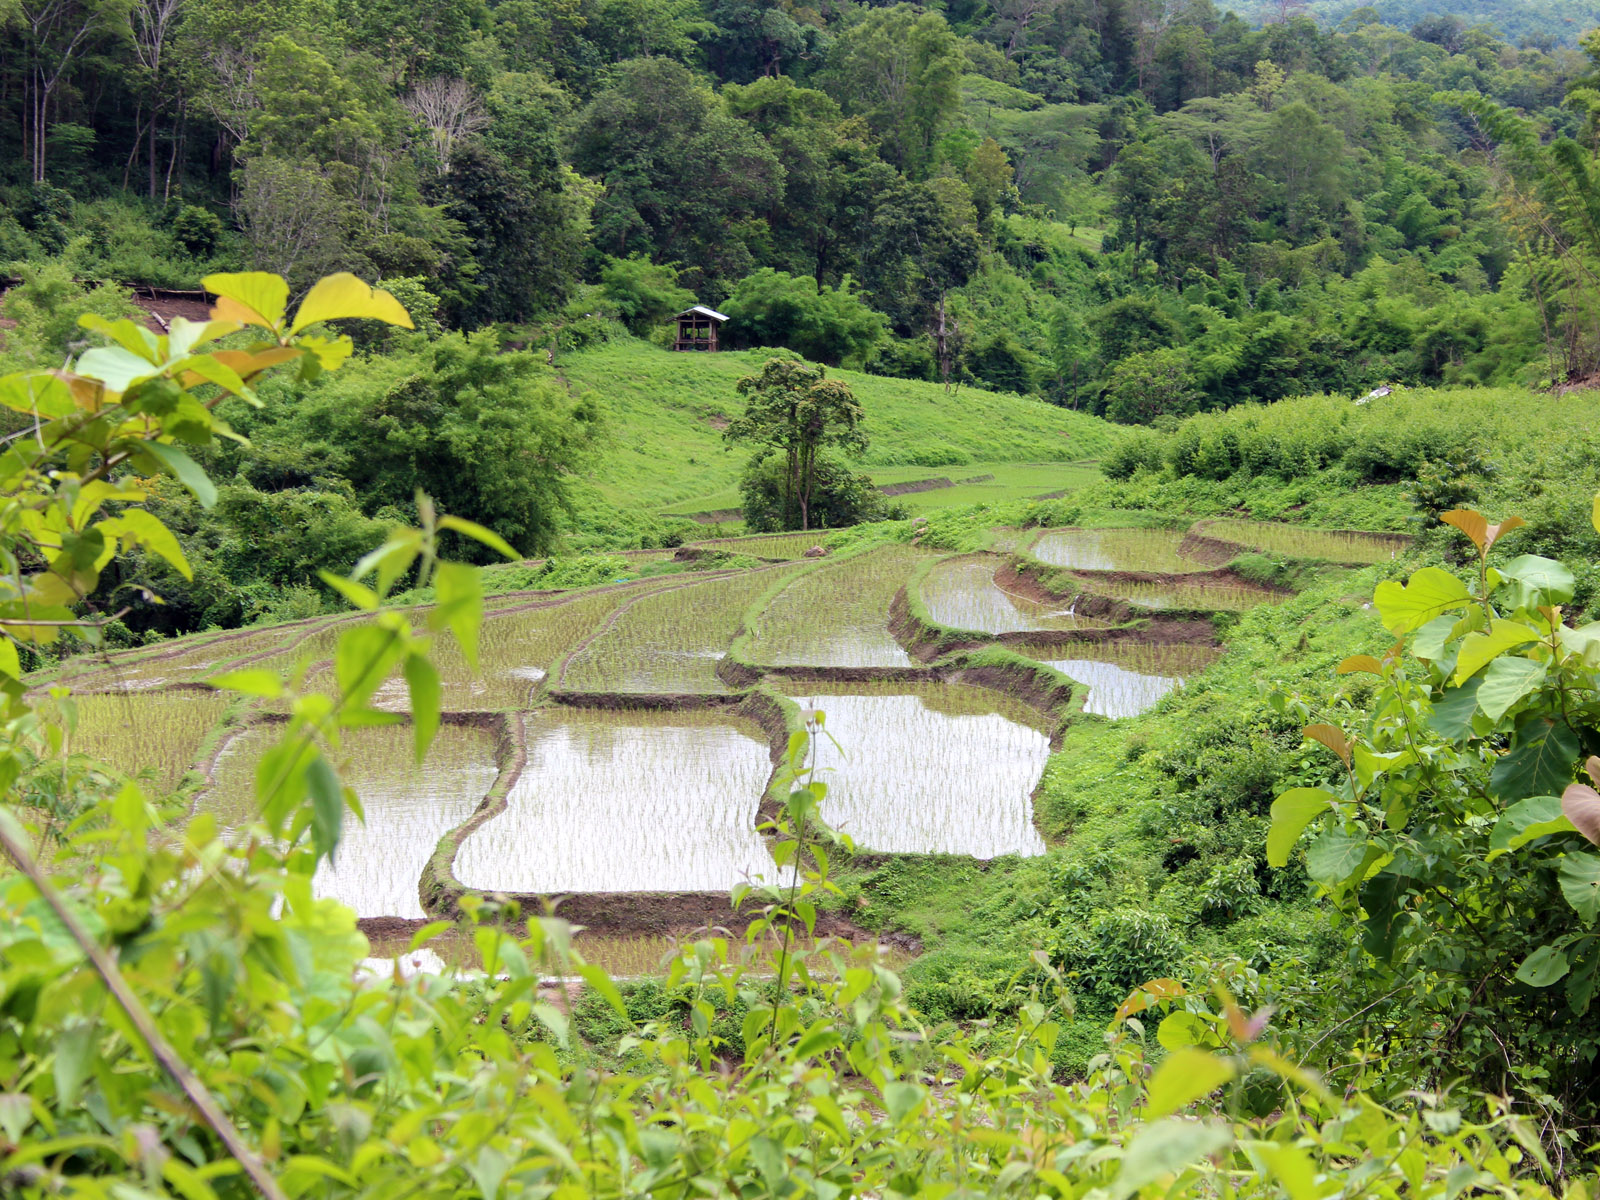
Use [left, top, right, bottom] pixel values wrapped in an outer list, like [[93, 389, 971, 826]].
[[673, 305, 728, 351]]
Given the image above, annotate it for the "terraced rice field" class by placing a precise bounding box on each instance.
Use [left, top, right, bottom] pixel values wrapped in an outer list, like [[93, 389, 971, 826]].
[[203, 722, 501, 918], [1075, 575, 1288, 612], [1013, 642, 1220, 718], [560, 566, 804, 693], [746, 545, 928, 667], [1031, 528, 1216, 573], [44, 690, 231, 791], [783, 682, 1051, 858], [454, 708, 774, 892], [1191, 519, 1406, 564], [919, 557, 1108, 634], [30, 510, 1381, 920], [688, 531, 828, 559]]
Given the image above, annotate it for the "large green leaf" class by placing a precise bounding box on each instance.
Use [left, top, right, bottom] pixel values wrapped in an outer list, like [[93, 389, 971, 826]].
[[1359, 872, 1410, 962], [1452, 619, 1540, 685], [1306, 827, 1368, 886], [1372, 567, 1471, 634], [1559, 853, 1600, 923], [1488, 794, 1577, 860], [1491, 720, 1580, 802], [1146, 1049, 1234, 1117], [1516, 943, 1570, 987], [1110, 1120, 1232, 1200], [1427, 676, 1482, 740], [1498, 554, 1576, 606], [140, 441, 219, 508], [1476, 656, 1545, 721], [1266, 788, 1333, 867]]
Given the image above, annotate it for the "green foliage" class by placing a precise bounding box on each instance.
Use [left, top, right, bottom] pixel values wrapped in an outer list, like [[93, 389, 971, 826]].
[[231, 332, 601, 562], [599, 255, 695, 336], [1268, 505, 1600, 1124], [722, 269, 886, 366], [739, 453, 887, 532], [1105, 349, 1203, 426], [726, 356, 869, 532]]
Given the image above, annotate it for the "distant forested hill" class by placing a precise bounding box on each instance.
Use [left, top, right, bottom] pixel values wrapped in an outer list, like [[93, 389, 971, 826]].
[[1221, 0, 1599, 45]]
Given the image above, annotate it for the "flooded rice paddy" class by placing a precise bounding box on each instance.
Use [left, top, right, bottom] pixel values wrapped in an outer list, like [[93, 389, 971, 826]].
[[1189, 519, 1406, 563], [1074, 575, 1287, 611], [1014, 642, 1220, 718], [33, 509, 1383, 917], [455, 709, 775, 893], [919, 557, 1108, 634], [1031, 528, 1215, 573], [560, 567, 803, 693], [783, 682, 1050, 858], [746, 545, 927, 667], [689, 531, 830, 560], [203, 722, 501, 919]]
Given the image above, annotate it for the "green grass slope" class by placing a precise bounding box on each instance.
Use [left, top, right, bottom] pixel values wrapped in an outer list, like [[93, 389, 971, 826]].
[[556, 342, 1122, 515]]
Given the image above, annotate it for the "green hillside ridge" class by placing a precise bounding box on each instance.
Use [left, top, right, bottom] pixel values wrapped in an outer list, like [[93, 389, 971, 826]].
[[558, 342, 1123, 516]]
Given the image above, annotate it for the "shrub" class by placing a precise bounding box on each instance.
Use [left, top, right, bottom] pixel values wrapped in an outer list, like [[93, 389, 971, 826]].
[[599, 254, 694, 335], [722, 268, 886, 366], [1104, 348, 1202, 425], [169, 204, 225, 256], [739, 453, 886, 531], [1101, 430, 1167, 479]]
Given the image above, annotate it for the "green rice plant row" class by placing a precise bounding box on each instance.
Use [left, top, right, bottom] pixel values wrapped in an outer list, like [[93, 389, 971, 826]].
[[560, 565, 808, 693], [1189, 518, 1408, 564], [745, 545, 932, 668]]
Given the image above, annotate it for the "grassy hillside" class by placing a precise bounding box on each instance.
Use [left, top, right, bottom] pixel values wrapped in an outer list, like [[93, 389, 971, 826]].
[[557, 342, 1122, 516]]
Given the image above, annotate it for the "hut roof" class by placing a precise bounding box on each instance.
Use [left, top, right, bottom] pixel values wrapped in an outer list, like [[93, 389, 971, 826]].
[[678, 305, 729, 322]]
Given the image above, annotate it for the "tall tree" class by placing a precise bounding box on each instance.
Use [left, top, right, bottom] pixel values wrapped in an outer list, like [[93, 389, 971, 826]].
[[14, 0, 125, 183], [821, 4, 963, 176], [725, 356, 867, 531]]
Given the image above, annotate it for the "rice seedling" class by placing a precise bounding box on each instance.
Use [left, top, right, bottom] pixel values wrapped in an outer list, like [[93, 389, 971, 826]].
[[561, 566, 804, 693], [919, 557, 1108, 634], [1011, 641, 1220, 718], [782, 682, 1051, 858], [295, 580, 684, 712], [687, 531, 829, 559], [747, 545, 929, 667], [455, 708, 775, 894], [1075, 576, 1287, 611], [39, 691, 231, 792], [986, 528, 1038, 554], [1031, 528, 1215, 573], [1191, 519, 1407, 564], [202, 722, 500, 919]]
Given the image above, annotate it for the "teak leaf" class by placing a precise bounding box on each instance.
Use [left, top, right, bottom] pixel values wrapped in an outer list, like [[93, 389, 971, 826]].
[[1562, 782, 1600, 847], [290, 273, 414, 334], [1267, 788, 1333, 867], [203, 271, 290, 331], [1303, 723, 1351, 766]]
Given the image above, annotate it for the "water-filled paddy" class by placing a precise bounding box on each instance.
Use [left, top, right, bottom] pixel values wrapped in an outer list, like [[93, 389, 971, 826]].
[[782, 682, 1050, 858], [203, 722, 501, 919], [1032, 528, 1216, 573], [1075, 575, 1286, 611], [919, 557, 1107, 634], [560, 566, 803, 693], [1191, 519, 1405, 564], [746, 545, 927, 667], [1014, 642, 1219, 718], [455, 709, 774, 893]]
